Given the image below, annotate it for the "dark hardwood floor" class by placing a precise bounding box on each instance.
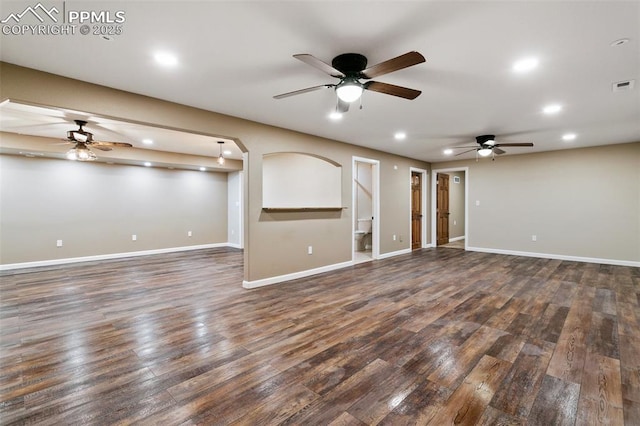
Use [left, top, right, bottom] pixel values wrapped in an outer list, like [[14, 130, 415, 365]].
[[1, 247, 639, 425]]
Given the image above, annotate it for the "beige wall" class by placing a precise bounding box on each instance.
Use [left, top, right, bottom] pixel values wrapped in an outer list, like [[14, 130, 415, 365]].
[[0, 63, 430, 281], [434, 143, 640, 263], [448, 171, 466, 239], [227, 171, 243, 248], [0, 154, 228, 264]]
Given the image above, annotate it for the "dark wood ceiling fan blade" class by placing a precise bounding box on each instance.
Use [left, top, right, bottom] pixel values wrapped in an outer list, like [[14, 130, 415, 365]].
[[364, 81, 421, 100], [493, 148, 506, 155], [494, 143, 534, 147], [91, 141, 133, 149], [361, 51, 425, 79], [455, 149, 477, 156], [293, 54, 345, 78], [91, 145, 113, 151], [273, 84, 333, 99]]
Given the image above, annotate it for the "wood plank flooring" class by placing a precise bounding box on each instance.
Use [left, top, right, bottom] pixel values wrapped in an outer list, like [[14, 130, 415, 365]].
[[1, 247, 639, 425]]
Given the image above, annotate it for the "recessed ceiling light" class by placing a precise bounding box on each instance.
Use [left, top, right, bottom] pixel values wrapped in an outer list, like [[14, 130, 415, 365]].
[[223, 150, 232, 156], [562, 133, 577, 141], [610, 38, 629, 47], [199, 167, 206, 172], [142, 139, 153, 145], [443, 149, 453, 155], [513, 57, 539, 73], [144, 162, 152, 167], [543, 104, 562, 114], [328, 111, 343, 120], [394, 132, 406, 140], [154, 51, 178, 67]]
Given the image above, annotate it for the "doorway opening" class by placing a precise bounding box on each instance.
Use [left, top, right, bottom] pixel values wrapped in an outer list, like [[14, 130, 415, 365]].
[[352, 157, 380, 264], [431, 167, 468, 249], [410, 168, 428, 250]]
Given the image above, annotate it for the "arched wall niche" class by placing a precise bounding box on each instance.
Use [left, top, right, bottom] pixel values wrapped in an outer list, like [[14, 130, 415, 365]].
[[262, 152, 342, 210]]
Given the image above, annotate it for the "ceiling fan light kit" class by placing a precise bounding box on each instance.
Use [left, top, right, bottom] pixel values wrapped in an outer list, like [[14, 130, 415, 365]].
[[336, 78, 364, 103], [66, 142, 97, 161]]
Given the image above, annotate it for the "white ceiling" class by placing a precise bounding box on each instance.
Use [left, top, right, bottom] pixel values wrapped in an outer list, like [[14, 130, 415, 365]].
[[0, 1, 638, 163]]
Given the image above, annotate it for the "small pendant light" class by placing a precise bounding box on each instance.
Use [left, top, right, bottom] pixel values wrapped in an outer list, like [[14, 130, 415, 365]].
[[217, 141, 225, 165]]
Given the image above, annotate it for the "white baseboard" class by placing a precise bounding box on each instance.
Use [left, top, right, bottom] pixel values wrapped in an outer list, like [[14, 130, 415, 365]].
[[226, 243, 243, 249], [377, 248, 412, 260], [449, 236, 465, 243], [243, 260, 354, 289], [466, 246, 640, 268], [0, 243, 235, 271], [244, 246, 421, 289]]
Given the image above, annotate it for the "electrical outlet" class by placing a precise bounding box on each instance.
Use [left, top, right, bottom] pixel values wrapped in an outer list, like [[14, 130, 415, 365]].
[[308, 246, 313, 255], [188, 231, 192, 237], [393, 234, 397, 241], [56, 239, 63, 247], [454, 220, 457, 226], [132, 234, 137, 241], [532, 235, 537, 242], [476, 200, 480, 206]]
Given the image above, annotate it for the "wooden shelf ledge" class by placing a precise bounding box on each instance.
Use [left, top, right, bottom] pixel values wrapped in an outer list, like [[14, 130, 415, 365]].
[[262, 207, 346, 212]]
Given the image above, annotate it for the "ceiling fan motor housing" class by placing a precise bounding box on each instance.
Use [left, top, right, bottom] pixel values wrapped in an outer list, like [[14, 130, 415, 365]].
[[476, 134, 496, 146], [67, 130, 90, 142], [332, 53, 368, 75], [68, 120, 92, 142]]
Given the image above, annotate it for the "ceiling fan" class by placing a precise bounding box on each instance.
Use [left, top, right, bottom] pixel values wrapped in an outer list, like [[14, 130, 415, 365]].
[[451, 135, 534, 159], [274, 51, 426, 112], [64, 120, 133, 161]]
